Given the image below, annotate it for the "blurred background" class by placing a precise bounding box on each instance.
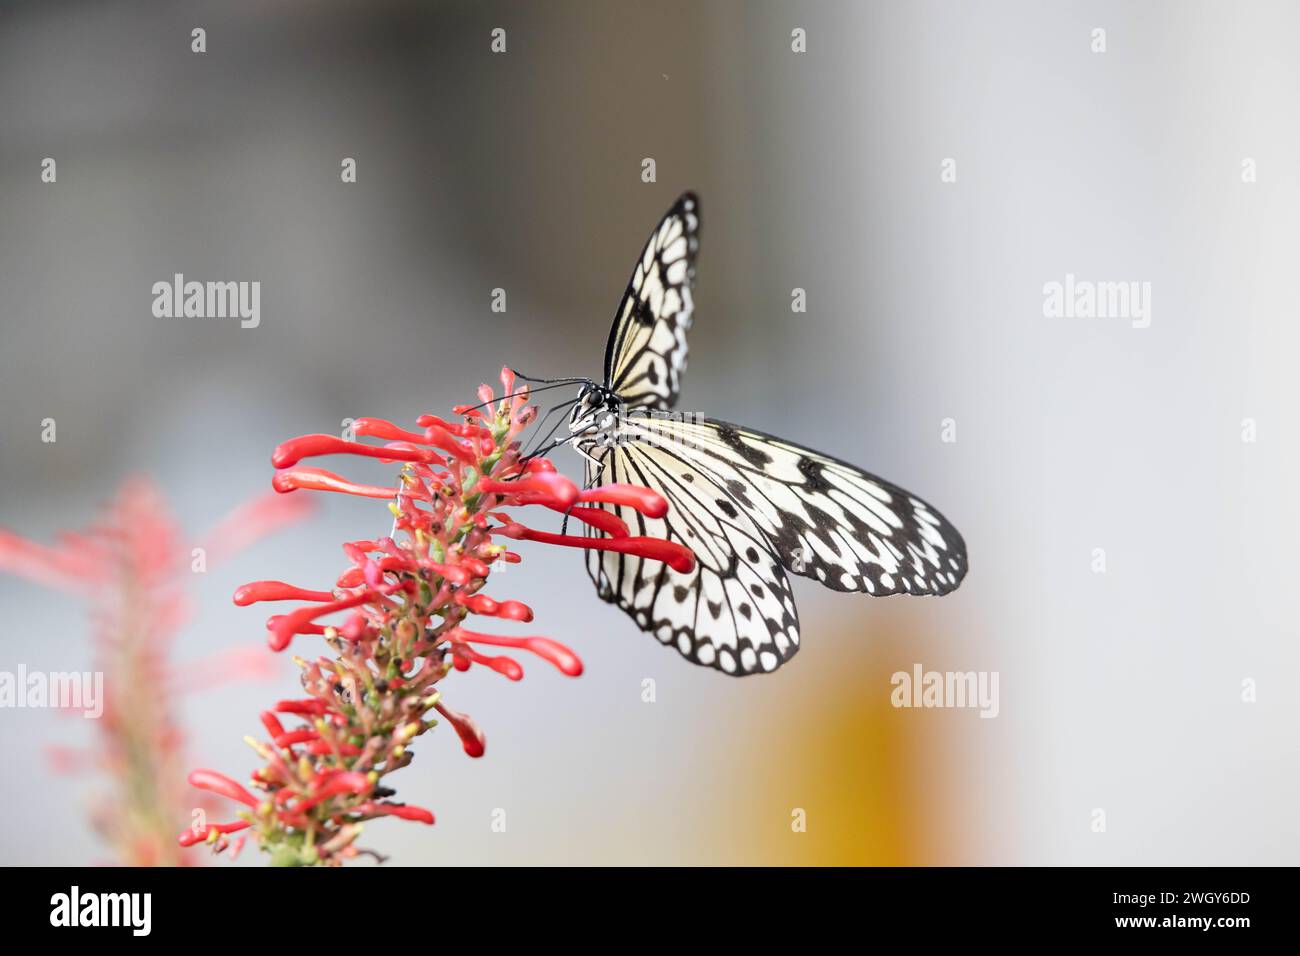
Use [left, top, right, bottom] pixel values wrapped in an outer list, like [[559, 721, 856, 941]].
[[2, 0, 1298, 865]]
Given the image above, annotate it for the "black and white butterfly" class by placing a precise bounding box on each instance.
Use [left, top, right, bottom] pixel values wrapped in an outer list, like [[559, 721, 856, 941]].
[[532, 192, 967, 676]]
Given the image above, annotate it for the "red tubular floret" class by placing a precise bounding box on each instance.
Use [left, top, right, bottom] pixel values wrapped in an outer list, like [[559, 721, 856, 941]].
[[178, 820, 251, 847], [188, 769, 259, 808], [496, 523, 695, 575]]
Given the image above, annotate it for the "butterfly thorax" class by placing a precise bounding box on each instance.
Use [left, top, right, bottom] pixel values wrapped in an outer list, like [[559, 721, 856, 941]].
[[568, 383, 626, 453]]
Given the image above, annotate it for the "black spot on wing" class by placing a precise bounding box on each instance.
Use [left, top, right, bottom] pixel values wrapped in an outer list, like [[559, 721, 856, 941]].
[[716, 422, 772, 467], [632, 297, 655, 326], [797, 456, 831, 493], [725, 478, 754, 509]]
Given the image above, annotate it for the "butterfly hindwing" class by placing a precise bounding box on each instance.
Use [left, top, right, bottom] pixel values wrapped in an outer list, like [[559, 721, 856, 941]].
[[602, 192, 699, 411], [583, 441, 800, 676]]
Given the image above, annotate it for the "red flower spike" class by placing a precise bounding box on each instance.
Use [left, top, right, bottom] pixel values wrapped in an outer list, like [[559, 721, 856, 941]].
[[187, 370, 693, 865]]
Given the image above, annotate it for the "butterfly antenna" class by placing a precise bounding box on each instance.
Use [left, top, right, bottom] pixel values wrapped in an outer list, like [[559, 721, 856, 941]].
[[521, 421, 598, 466], [458, 380, 579, 414], [523, 396, 581, 458], [510, 368, 594, 387], [519, 434, 571, 465]]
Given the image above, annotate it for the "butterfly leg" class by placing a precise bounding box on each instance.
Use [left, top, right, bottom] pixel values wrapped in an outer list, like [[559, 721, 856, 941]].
[[574, 443, 604, 473], [561, 453, 607, 535]]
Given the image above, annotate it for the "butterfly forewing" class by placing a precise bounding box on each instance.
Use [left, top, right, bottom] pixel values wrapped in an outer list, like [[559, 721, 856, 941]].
[[602, 193, 699, 411]]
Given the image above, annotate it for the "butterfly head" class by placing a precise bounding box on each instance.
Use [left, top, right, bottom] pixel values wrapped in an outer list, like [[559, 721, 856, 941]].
[[569, 383, 622, 447]]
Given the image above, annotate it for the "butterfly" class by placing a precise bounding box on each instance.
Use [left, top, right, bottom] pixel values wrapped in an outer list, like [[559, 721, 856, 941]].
[[526, 192, 967, 676]]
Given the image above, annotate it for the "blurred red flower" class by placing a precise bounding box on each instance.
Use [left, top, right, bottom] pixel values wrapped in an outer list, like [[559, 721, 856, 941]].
[[0, 478, 312, 866]]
